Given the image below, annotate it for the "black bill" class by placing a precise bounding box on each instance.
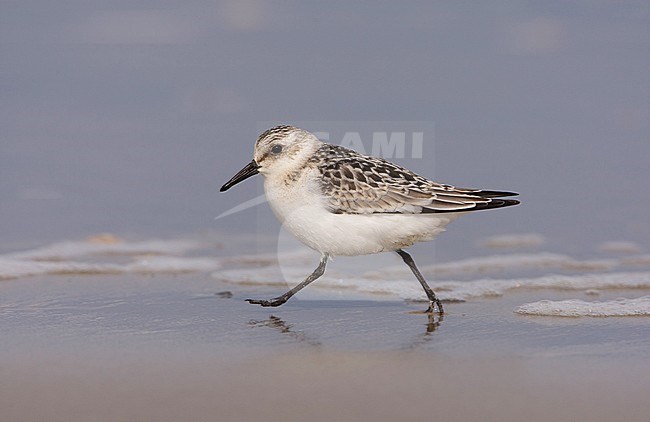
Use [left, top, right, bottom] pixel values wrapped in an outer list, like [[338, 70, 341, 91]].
[[220, 160, 260, 192]]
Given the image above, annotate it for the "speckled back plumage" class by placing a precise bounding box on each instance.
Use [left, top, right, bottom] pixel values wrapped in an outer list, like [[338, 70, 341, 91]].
[[308, 143, 518, 215]]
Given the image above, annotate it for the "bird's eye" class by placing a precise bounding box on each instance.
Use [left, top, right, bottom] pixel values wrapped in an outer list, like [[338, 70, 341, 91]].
[[271, 144, 283, 154]]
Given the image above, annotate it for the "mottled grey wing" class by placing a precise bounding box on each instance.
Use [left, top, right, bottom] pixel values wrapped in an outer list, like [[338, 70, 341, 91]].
[[317, 150, 518, 215]]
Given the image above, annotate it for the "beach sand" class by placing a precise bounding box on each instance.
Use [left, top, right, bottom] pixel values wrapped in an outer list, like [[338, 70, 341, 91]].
[[2, 266, 649, 422], [3, 349, 649, 422]]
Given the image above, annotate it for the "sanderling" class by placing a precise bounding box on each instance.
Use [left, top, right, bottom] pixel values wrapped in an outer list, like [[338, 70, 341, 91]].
[[221, 125, 519, 314]]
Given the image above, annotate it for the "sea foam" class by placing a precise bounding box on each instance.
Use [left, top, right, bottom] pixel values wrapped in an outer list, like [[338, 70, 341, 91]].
[[3, 237, 650, 319], [0, 237, 219, 280], [514, 296, 650, 317]]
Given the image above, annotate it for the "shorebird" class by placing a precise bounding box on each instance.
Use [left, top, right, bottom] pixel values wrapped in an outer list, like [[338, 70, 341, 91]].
[[221, 125, 519, 314]]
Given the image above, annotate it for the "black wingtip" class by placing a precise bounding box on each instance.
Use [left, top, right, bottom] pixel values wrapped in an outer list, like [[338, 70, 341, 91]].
[[419, 197, 519, 214], [476, 190, 519, 198], [477, 198, 520, 211], [495, 198, 520, 207]]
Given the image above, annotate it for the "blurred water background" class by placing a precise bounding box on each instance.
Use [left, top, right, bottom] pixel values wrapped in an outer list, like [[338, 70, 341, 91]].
[[1, 1, 648, 261]]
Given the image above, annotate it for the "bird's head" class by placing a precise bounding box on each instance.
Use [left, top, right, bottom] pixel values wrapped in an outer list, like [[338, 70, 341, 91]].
[[220, 125, 320, 192]]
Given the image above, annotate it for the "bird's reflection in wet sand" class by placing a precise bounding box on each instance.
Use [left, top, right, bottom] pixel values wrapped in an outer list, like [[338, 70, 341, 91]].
[[426, 311, 443, 334], [249, 315, 321, 347], [249, 306, 444, 350], [402, 310, 444, 350]]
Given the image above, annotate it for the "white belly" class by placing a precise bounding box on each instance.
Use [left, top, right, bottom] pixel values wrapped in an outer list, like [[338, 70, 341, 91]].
[[264, 169, 463, 256]]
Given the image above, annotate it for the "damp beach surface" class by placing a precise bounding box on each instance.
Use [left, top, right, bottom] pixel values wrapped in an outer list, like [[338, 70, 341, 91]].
[[1, 235, 650, 421]]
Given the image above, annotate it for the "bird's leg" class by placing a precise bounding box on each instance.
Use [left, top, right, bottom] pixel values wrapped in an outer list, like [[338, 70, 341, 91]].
[[396, 249, 444, 315], [247, 253, 329, 307]]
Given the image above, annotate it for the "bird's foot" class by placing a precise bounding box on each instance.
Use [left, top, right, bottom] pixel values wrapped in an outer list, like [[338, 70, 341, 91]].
[[426, 299, 444, 315], [246, 298, 286, 307]]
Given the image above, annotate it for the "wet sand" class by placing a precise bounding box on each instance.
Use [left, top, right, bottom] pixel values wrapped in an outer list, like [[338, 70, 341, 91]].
[[2, 273, 649, 422], [3, 350, 649, 422]]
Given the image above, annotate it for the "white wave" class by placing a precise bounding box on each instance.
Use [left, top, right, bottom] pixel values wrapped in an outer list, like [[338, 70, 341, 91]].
[[5, 238, 204, 261], [598, 241, 643, 254], [477, 233, 545, 249], [229, 249, 649, 280], [363, 252, 617, 279], [426, 253, 617, 274], [213, 265, 352, 289], [217, 248, 315, 267], [622, 254, 650, 267], [215, 265, 650, 302], [127, 256, 220, 273], [4, 236, 649, 294], [514, 296, 650, 317], [0, 259, 123, 279], [0, 257, 219, 280], [0, 236, 220, 280], [0, 256, 220, 280], [228, 248, 649, 285], [332, 271, 650, 302]]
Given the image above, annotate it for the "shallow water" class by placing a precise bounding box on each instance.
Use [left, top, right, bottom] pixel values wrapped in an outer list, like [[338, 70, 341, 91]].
[[1, 234, 649, 421], [2, 233, 649, 354]]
